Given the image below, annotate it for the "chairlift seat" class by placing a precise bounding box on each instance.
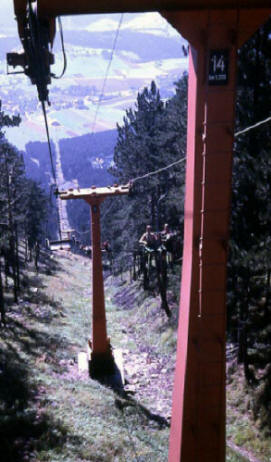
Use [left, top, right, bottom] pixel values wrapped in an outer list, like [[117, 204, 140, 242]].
[[49, 239, 72, 251]]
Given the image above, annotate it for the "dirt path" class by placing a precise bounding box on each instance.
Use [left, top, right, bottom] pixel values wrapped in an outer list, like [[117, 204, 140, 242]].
[[103, 274, 178, 422]]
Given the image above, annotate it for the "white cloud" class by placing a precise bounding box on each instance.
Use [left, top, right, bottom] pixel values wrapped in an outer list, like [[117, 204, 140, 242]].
[[85, 18, 119, 32], [122, 13, 180, 38]]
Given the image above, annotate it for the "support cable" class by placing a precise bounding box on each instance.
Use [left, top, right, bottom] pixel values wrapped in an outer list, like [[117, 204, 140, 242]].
[[124, 113, 271, 186], [129, 156, 186, 184], [90, 14, 123, 136], [67, 113, 271, 239], [41, 101, 57, 184], [41, 101, 62, 239], [51, 17, 67, 80], [234, 115, 271, 137]]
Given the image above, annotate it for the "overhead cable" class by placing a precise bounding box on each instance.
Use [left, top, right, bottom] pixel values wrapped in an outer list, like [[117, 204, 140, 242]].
[[90, 13, 124, 135], [127, 114, 271, 184], [234, 115, 271, 137], [41, 101, 57, 184], [52, 17, 67, 79], [41, 101, 62, 239], [130, 156, 186, 183]]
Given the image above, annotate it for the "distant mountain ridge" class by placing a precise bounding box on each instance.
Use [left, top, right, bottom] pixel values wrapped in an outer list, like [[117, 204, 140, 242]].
[[63, 30, 183, 62]]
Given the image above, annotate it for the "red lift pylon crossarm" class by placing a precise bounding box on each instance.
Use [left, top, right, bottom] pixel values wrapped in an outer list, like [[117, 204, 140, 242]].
[[59, 184, 130, 376]]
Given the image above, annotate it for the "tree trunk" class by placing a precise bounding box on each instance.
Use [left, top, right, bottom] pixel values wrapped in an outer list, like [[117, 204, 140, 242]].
[[15, 224, 20, 292], [10, 238, 17, 303], [24, 234, 28, 263], [0, 259, 5, 326]]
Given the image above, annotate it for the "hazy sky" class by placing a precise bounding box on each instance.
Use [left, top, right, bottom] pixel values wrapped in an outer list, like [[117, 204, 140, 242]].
[[0, 1, 17, 31]]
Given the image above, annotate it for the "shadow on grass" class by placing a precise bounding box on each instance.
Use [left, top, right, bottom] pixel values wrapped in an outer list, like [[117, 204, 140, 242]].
[[113, 390, 170, 460], [92, 369, 169, 430], [2, 313, 70, 373], [0, 348, 81, 462], [114, 391, 170, 429], [0, 255, 83, 461]]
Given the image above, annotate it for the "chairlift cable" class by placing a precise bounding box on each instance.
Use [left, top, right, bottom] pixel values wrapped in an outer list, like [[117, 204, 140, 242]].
[[234, 115, 271, 137], [124, 112, 271, 187], [41, 101, 57, 184], [51, 17, 67, 80], [41, 101, 62, 240], [129, 155, 186, 184], [90, 13, 124, 136]]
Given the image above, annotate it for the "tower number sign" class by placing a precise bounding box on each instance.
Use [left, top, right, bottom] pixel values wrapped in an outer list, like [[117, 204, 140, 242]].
[[208, 49, 229, 85]]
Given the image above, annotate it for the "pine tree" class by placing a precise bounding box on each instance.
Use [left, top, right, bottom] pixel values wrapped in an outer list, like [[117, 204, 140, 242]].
[[23, 179, 48, 259], [104, 77, 187, 262], [228, 18, 271, 431], [0, 101, 48, 309]]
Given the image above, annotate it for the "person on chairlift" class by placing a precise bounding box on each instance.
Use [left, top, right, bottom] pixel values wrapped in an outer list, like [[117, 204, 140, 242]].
[[139, 225, 157, 250], [160, 223, 173, 245]]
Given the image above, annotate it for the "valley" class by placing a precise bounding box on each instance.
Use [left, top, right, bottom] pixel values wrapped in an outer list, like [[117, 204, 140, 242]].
[[0, 10, 188, 151]]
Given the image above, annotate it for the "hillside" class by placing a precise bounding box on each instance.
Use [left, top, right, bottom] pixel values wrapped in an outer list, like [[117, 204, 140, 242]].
[[22, 130, 117, 237], [59, 130, 116, 234], [24, 130, 116, 187], [0, 249, 270, 461], [59, 130, 116, 185]]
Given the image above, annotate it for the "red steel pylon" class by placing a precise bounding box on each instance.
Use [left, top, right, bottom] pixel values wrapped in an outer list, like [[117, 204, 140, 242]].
[[60, 184, 130, 376], [163, 8, 271, 462]]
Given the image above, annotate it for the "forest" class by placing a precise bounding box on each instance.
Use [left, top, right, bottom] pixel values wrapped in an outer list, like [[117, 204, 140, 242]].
[[0, 106, 48, 323]]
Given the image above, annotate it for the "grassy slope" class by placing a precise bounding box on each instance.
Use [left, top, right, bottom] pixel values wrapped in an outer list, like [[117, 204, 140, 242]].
[[0, 251, 270, 461], [0, 252, 169, 462]]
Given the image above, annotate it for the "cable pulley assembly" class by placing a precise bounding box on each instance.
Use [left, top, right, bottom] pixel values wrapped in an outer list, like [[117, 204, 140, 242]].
[[7, 0, 54, 104]]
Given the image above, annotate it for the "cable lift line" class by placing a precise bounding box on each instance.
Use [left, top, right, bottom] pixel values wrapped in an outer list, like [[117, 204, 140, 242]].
[[41, 102, 57, 185], [42, 10, 123, 247], [124, 113, 271, 186], [90, 13, 124, 136], [43, 12, 123, 246], [234, 114, 271, 137], [51, 17, 67, 80], [129, 156, 186, 184]]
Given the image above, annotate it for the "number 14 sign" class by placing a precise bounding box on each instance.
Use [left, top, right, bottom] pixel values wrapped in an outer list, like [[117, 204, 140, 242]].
[[208, 49, 229, 85]]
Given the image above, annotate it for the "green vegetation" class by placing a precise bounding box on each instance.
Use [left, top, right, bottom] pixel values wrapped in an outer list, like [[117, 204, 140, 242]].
[[0, 252, 172, 461], [1, 12, 271, 462], [0, 102, 49, 322], [102, 78, 187, 261], [228, 18, 271, 432], [59, 130, 116, 237]]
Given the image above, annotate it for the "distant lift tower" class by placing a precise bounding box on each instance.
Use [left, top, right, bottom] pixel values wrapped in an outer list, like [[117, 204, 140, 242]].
[[59, 184, 130, 376]]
